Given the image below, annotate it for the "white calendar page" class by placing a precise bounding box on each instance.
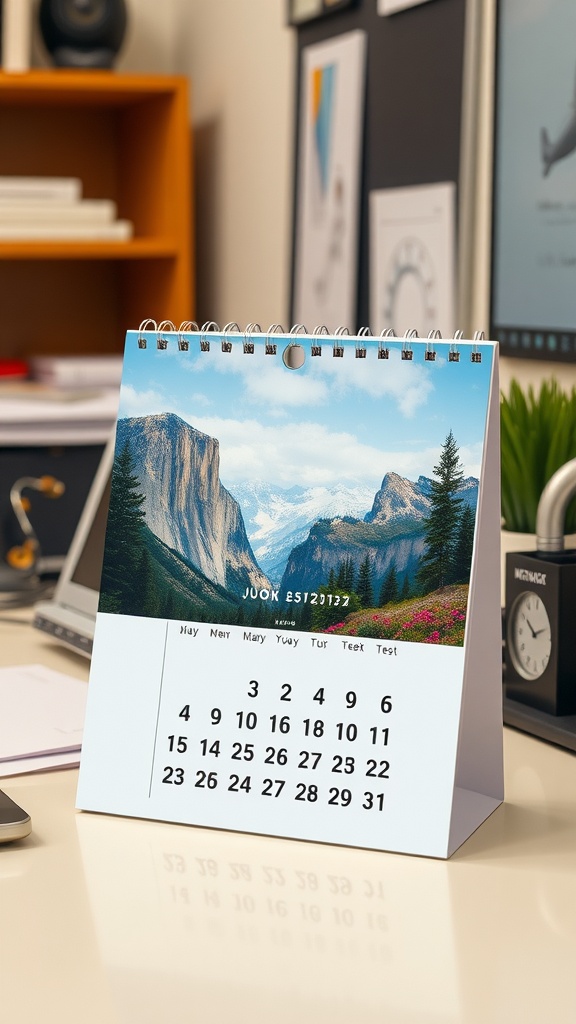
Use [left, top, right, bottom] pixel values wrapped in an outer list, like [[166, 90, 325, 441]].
[[77, 328, 503, 859]]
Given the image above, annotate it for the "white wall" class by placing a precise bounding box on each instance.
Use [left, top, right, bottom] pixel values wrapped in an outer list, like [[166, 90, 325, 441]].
[[172, 0, 295, 328], [117, 0, 179, 74]]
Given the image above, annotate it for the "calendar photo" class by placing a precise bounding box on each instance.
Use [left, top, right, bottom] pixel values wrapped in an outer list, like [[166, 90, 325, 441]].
[[100, 335, 492, 649]]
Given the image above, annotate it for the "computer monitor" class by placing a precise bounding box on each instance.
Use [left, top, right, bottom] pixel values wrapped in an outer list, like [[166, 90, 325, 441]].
[[489, 0, 576, 361]]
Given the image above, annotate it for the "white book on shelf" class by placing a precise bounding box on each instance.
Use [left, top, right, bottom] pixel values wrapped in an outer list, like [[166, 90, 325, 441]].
[[0, 219, 134, 241], [0, 199, 118, 224], [0, 177, 82, 201]]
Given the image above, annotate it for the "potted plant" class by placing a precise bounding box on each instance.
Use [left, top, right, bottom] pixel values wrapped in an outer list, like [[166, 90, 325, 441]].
[[500, 378, 576, 600]]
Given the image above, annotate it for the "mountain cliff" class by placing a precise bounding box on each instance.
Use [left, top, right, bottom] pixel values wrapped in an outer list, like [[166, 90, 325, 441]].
[[365, 472, 478, 526], [280, 516, 426, 597], [116, 414, 269, 597], [280, 473, 479, 597]]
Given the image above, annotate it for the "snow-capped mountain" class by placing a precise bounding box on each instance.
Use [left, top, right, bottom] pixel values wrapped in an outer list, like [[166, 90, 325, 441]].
[[365, 472, 479, 526], [226, 480, 376, 584], [227, 473, 479, 585], [280, 472, 480, 596]]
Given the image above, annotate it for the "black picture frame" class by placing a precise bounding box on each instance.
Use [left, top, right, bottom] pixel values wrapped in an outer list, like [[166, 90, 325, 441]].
[[288, 0, 357, 27]]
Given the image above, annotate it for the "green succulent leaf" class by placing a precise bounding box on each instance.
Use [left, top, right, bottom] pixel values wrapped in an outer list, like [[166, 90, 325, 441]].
[[501, 379, 576, 533]]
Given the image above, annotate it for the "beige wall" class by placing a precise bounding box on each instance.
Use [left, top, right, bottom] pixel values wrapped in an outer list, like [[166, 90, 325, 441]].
[[119, 0, 296, 329], [171, 0, 295, 328]]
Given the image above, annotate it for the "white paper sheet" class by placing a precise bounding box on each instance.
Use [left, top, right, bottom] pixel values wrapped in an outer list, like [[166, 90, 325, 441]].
[[0, 750, 80, 778], [0, 663, 87, 762], [369, 181, 456, 338]]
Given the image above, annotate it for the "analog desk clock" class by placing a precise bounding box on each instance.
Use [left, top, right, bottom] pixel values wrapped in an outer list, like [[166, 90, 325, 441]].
[[505, 549, 576, 715]]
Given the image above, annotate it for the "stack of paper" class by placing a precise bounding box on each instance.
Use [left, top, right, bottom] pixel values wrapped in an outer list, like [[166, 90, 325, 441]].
[[0, 664, 88, 777], [29, 355, 123, 390], [0, 383, 118, 445], [0, 177, 134, 241]]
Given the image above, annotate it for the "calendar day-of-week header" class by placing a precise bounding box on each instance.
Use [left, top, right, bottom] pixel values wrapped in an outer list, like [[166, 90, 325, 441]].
[[178, 622, 398, 657]]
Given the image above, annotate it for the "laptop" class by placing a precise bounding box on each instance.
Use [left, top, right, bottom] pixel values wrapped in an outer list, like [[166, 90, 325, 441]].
[[33, 434, 113, 657]]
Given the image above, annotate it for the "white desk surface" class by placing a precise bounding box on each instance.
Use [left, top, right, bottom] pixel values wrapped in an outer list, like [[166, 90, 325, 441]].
[[1, 609, 576, 1024]]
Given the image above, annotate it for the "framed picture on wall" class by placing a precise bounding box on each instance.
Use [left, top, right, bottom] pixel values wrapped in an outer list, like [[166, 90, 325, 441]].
[[292, 29, 366, 330], [288, 0, 357, 26]]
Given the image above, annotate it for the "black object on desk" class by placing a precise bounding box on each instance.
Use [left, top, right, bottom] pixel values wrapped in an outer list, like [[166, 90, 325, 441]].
[[0, 445, 104, 572]]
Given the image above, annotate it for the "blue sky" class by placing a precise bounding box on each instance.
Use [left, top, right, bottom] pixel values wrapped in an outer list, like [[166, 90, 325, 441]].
[[117, 332, 494, 492]]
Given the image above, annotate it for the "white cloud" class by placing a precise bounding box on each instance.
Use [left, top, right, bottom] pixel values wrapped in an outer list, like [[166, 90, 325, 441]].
[[179, 413, 448, 488], [459, 442, 484, 480], [313, 350, 434, 417], [120, 383, 167, 417], [180, 340, 433, 417], [117, 383, 482, 490]]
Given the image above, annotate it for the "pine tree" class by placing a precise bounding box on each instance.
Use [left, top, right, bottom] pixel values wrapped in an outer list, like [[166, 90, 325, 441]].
[[452, 503, 476, 584], [338, 556, 356, 592], [400, 573, 411, 601], [130, 548, 160, 618], [379, 563, 399, 606], [417, 430, 464, 592], [356, 554, 374, 608], [163, 590, 176, 620], [100, 439, 147, 614], [336, 557, 354, 591]]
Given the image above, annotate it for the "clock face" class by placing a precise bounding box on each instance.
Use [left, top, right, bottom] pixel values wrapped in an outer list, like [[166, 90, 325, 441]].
[[508, 590, 552, 680]]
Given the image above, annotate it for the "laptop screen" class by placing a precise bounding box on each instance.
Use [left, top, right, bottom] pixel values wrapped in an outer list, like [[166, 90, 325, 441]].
[[70, 475, 111, 593], [33, 435, 114, 654]]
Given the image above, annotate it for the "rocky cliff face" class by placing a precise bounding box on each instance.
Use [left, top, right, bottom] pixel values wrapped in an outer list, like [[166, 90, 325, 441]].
[[280, 517, 426, 596], [365, 472, 431, 525], [365, 472, 479, 526], [280, 472, 479, 597], [116, 414, 269, 596]]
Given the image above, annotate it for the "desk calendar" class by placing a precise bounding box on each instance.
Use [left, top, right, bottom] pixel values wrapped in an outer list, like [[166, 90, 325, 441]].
[[77, 324, 503, 859]]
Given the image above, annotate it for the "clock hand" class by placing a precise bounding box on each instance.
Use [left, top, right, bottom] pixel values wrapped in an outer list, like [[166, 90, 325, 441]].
[[533, 627, 548, 637], [525, 619, 538, 639]]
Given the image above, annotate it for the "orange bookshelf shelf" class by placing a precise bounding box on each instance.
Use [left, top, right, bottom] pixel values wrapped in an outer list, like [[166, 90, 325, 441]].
[[0, 71, 194, 356]]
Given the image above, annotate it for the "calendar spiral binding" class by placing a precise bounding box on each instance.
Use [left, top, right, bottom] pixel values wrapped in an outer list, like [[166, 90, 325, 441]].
[[137, 320, 487, 364]]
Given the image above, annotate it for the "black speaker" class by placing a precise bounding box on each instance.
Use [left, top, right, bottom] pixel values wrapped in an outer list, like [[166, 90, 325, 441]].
[[39, 0, 128, 69]]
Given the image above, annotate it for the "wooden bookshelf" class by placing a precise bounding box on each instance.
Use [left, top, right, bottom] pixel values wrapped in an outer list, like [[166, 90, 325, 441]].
[[0, 71, 194, 356]]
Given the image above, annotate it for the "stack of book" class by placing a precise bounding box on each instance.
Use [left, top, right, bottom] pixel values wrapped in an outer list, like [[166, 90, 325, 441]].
[[0, 176, 134, 241]]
